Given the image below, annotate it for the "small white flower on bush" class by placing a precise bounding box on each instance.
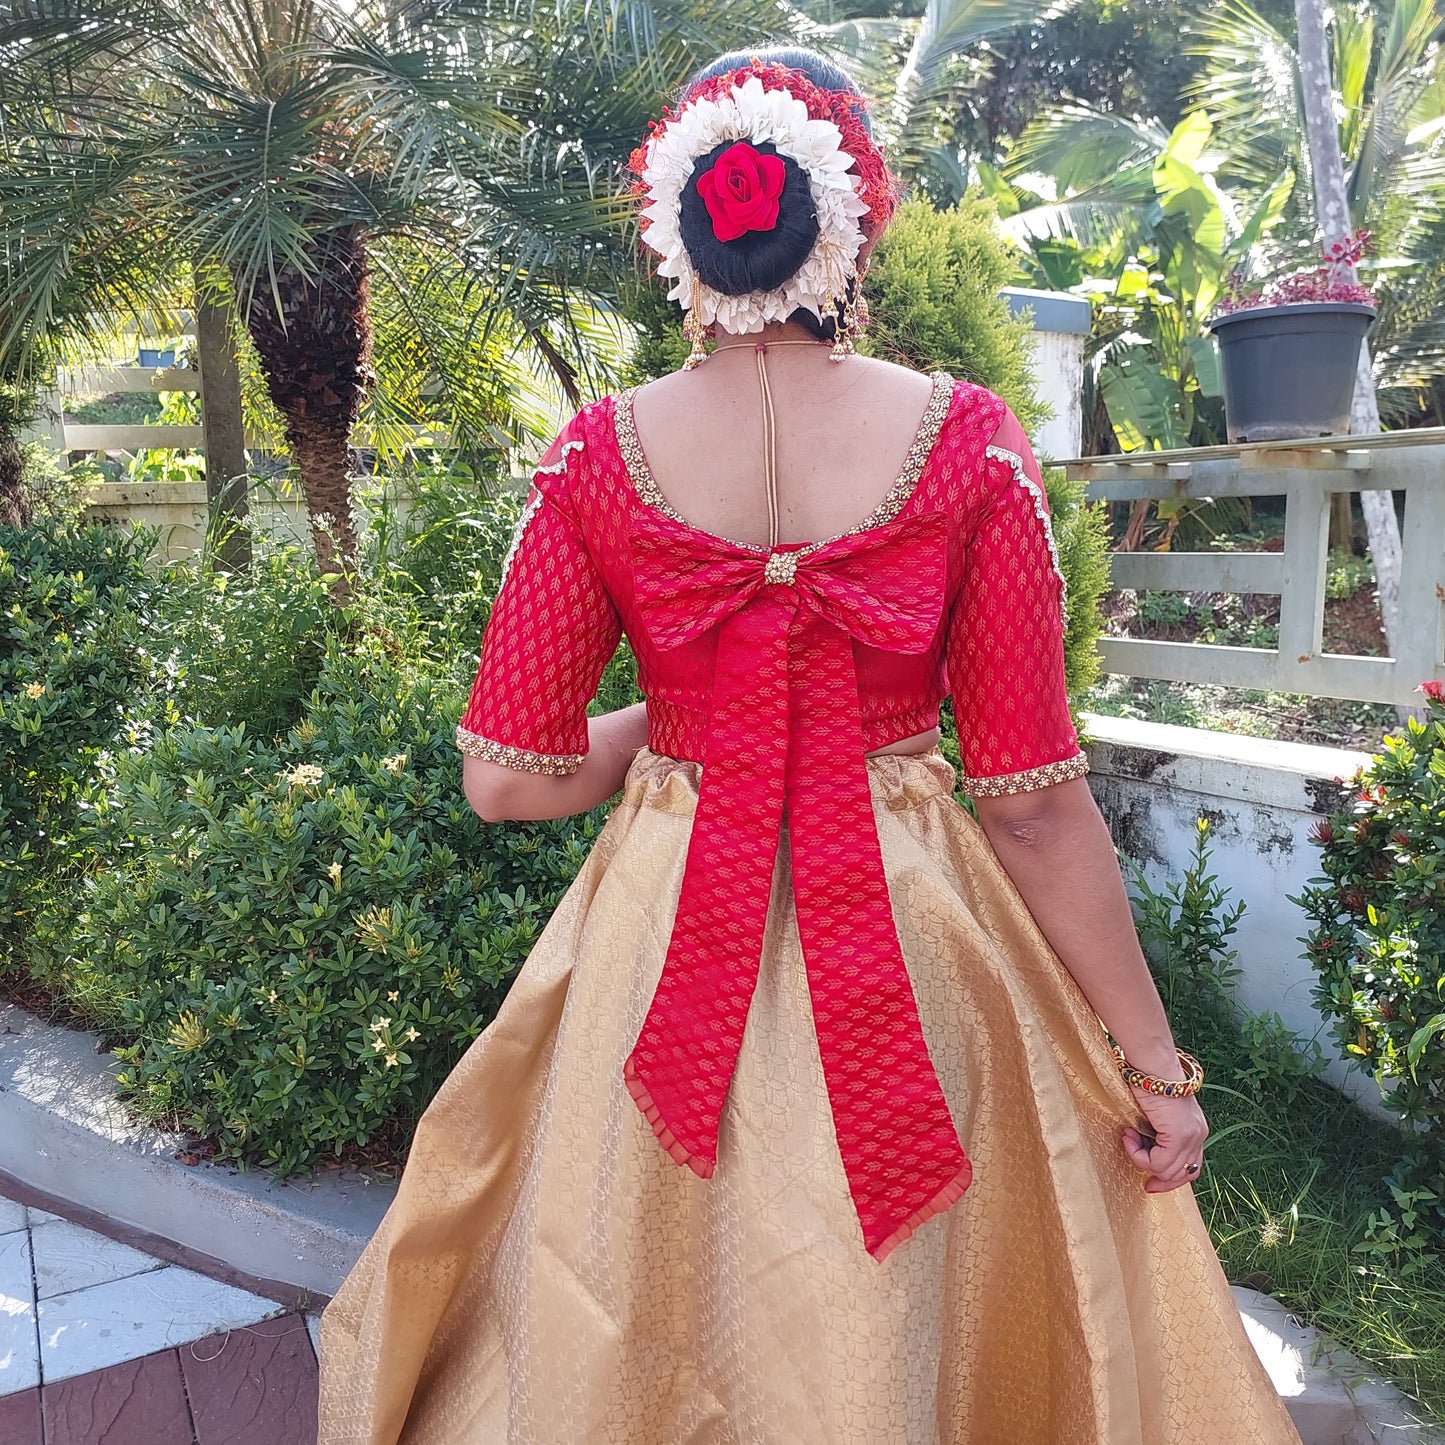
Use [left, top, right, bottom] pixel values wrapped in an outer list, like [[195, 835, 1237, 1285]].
[[281, 762, 325, 788], [381, 753, 407, 774], [23, 682, 46, 699], [326, 860, 343, 887]]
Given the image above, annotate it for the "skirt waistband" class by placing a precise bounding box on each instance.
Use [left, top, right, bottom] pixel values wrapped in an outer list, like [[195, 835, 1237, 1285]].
[[622, 744, 959, 817]]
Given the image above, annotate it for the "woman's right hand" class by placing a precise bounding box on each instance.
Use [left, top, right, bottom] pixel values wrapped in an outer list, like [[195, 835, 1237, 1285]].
[[1122, 1090, 1209, 1193]]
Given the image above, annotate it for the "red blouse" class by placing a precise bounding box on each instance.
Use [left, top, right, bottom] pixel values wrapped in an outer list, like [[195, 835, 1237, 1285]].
[[459, 373, 1083, 793], [457, 373, 1087, 1260]]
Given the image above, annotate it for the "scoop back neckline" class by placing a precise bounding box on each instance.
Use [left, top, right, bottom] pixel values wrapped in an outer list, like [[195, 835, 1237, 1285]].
[[612, 370, 957, 556]]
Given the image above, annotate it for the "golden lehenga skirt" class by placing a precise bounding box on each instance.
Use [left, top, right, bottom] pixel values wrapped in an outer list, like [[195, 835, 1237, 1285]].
[[317, 747, 1301, 1445]]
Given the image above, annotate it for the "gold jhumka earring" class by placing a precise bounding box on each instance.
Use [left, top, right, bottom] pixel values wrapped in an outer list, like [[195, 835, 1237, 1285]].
[[683, 305, 711, 370], [830, 269, 865, 362]]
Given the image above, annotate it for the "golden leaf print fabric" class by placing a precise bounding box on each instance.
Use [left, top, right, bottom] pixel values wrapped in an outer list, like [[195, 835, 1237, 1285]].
[[318, 749, 1301, 1445]]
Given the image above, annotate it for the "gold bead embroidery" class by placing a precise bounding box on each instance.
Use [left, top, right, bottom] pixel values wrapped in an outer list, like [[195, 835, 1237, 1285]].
[[962, 752, 1089, 797], [764, 550, 799, 585], [455, 725, 583, 775]]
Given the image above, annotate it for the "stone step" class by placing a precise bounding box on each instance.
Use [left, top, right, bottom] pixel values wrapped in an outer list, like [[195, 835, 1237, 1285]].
[[1235, 1287, 1445, 1444]]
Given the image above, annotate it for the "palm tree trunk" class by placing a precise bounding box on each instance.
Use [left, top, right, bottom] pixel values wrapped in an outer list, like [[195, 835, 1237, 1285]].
[[0, 428, 31, 528], [1294, 0, 1405, 671], [242, 226, 374, 601], [289, 417, 361, 586]]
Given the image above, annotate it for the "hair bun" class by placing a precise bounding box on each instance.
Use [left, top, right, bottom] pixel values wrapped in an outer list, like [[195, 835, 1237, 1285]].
[[677, 140, 819, 297]]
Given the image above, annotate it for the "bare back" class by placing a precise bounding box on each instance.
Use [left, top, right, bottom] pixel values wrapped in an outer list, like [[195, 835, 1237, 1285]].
[[629, 350, 937, 549]]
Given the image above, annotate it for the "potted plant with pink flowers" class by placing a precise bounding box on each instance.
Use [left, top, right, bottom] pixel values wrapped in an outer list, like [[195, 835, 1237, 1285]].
[[1207, 232, 1377, 442]]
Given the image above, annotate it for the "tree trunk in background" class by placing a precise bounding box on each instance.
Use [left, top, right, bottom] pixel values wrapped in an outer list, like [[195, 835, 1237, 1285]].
[[0, 429, 31, 528], [243, 226, 374, 602], [1294, 0, 1404, 661], [196, 293, 251, 573]]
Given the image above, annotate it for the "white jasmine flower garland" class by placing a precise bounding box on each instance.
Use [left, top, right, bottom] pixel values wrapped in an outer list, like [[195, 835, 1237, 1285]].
[[636, 75, 871, 334]]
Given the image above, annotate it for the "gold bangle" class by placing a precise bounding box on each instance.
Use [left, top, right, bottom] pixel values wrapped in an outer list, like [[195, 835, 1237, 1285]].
[[1112, 1047, 1204, 1099]]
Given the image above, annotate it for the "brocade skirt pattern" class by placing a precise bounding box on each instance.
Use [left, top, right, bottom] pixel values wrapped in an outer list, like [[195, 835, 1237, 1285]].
[[317, 747, 1301, 1445]]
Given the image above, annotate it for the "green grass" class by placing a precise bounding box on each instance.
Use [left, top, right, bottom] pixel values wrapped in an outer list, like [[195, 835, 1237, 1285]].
[[1131, 829, 1445, 1424], [1199, 1049, 1445, 1418]]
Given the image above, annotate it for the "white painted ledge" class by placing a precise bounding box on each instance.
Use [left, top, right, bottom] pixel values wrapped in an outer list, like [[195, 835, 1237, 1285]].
[[1082, 712, 1373, 812], [0, 1003, 393, 1299]]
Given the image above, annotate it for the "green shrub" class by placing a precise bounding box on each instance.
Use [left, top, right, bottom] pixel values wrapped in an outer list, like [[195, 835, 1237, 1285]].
[[1049, 467, 1109, 709], [19, 447, 105, 527], [862, 195, 1045, 434], [361, 454, 517, 659], [41, 639, 609, 1174], [141, 549, 333, 740], [0, 524, 156, 944], [1325, 547, 1374, 602], [1295, 685, 1445, 1236]]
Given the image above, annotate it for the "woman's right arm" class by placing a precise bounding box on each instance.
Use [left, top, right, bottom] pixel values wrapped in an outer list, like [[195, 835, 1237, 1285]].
[[463, 703, 649, 822], [455, 412, 640, 823]]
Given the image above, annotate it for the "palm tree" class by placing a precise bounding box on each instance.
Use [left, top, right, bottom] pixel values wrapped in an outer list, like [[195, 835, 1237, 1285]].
[[1188, 0, 1445, 664], [0, 0, 802, 584], [805, 0, 1086, 199]]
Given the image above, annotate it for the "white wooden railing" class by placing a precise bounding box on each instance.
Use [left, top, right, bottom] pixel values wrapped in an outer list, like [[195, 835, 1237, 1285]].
[[1065, 432, 1445, 708]]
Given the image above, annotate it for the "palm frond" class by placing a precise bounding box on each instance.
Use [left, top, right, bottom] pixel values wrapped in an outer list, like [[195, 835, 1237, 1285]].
[[1184, 2, 1304, 190]]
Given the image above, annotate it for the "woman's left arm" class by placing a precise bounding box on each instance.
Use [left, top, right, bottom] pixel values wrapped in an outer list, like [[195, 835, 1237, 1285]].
[[949, 406, 1207, 1191], [975, 778, 1175, 1075]]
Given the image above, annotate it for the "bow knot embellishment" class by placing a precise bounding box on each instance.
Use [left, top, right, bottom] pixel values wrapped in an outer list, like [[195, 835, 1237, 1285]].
[[625, 506, 973, 1261]]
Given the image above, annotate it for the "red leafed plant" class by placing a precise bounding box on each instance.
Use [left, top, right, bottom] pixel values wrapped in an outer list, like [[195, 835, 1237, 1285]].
[[1215, 231, 1376, 315]]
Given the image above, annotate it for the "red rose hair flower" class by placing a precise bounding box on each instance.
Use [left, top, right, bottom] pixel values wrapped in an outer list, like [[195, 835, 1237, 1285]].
[[626, 59, 897, 236], [697, 142, 787, 241]]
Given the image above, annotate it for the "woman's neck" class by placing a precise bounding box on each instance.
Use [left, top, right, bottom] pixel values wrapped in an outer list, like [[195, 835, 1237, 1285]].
[[710, 321, 825, 351]]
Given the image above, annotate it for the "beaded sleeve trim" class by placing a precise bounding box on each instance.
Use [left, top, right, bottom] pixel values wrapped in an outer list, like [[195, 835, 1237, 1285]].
[[496, 492, 544, 598], [454, 726, 583, 775], [962, 751, 1089, 797], [985, 443, 1069, 624], [534, 437, 585, 479], [495, 440, 586, 597], [615, 372, 954, 556]]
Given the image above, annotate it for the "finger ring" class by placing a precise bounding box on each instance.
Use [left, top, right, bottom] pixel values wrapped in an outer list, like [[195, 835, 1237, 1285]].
[[1186, 1162, 1200, 1174]]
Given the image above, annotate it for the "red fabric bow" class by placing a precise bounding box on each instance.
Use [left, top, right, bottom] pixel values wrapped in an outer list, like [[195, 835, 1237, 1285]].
[[624, 506, 973, 1260]]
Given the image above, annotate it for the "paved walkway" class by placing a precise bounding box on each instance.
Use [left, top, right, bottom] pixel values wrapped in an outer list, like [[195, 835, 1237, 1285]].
[[0, 1190, 319, 1444]]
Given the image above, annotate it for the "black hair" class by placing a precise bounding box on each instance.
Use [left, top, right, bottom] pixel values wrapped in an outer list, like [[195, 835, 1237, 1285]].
[[678, 140, 819, 296], [678, 47, 874, 336]]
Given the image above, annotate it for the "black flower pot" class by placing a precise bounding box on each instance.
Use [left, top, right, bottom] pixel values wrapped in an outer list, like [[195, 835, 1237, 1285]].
[[1207, 302, 1375, 442]]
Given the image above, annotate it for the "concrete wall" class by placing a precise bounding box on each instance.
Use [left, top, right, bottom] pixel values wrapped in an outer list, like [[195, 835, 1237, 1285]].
[[1082, 713, 1388, 1117], [1001, 286, 1091, 462], [81, 481, 410, 562]]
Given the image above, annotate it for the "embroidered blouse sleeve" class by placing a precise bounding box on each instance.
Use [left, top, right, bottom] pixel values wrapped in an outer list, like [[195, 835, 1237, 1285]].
[[455, 419, 622, 775], [945, 406, 1088, 796]]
